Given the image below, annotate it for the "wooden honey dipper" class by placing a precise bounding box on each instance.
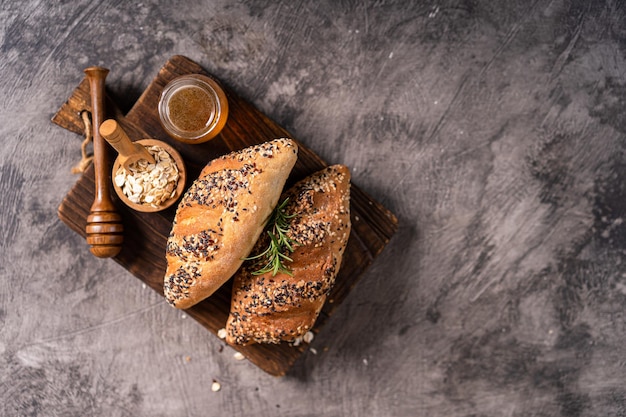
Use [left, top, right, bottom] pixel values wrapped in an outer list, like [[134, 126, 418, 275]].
[[84, 66, 124, 257]]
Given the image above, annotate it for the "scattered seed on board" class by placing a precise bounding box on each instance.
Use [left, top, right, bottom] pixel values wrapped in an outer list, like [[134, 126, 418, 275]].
[[233, 352, 245, 361], [211, 380, 221, 392], [292, 331, 315, 346]]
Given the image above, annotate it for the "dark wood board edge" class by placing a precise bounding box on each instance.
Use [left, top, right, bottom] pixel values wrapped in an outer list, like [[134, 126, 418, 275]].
[[51, 77, 126, 136]]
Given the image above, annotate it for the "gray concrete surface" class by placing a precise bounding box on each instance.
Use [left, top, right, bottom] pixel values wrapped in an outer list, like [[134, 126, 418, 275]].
[[2, 0, 626, 416]]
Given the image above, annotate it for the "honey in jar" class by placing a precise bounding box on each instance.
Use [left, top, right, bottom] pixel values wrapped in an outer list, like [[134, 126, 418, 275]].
[[158, 74, 229, 143]]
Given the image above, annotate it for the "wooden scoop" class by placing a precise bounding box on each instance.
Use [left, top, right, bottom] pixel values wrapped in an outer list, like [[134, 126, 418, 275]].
[[100, 120, 187, 213], [99, 119, 156, 170]]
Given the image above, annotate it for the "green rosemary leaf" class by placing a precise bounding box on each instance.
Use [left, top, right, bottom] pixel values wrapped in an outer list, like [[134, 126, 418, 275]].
[[243, 198, 298, 276]]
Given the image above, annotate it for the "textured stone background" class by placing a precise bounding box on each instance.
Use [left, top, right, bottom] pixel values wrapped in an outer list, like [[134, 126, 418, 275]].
[[2, 0, 626, 416]]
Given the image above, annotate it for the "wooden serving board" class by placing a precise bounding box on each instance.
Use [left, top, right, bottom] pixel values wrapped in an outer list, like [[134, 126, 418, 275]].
[[53, 55, 398, 376]]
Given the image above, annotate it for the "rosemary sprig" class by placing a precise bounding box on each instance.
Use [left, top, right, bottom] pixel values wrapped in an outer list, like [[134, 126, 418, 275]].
[[244, 197, 298, 276]]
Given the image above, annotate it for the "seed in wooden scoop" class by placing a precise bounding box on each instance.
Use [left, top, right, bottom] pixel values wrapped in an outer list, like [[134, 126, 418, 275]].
[[114, 145, 180, 208]]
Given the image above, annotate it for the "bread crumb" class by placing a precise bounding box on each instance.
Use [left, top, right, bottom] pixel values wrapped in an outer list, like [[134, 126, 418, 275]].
[[217, 328, 227, 339], [303, 331, 314, 344]]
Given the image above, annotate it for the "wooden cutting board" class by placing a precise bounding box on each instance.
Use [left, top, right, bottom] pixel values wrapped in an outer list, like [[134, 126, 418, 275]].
[[53, 55, 398, 376]]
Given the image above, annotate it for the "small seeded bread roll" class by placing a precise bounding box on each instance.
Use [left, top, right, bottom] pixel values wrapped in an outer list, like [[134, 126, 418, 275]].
[[164, 139, 298, 309], [226, 165, 351, 345]]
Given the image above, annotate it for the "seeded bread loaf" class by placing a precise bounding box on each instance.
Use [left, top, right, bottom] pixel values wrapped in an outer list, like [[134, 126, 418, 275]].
[[164, 139, 298, 309], [225, 165, 351, 345]]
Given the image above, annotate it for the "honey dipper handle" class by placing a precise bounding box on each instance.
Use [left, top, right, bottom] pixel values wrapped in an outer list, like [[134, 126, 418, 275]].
[[100, 119, 156, 169], [84, 66, 123, 258]]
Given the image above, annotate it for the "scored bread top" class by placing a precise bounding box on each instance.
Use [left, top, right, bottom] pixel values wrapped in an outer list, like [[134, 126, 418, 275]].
[[226, 164, 351, 345], [164, 138, 298, 309]]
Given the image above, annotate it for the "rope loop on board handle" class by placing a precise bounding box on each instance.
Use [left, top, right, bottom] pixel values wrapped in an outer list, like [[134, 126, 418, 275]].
[[71, 110, 94, 174]]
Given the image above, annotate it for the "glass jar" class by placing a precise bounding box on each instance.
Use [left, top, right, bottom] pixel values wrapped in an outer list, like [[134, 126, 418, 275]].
[[158, 74, 229, 144]]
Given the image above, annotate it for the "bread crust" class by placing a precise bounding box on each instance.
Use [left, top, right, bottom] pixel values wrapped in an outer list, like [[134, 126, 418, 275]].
[[226, 165, 351, 345], [164, 139, 298, 309]]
